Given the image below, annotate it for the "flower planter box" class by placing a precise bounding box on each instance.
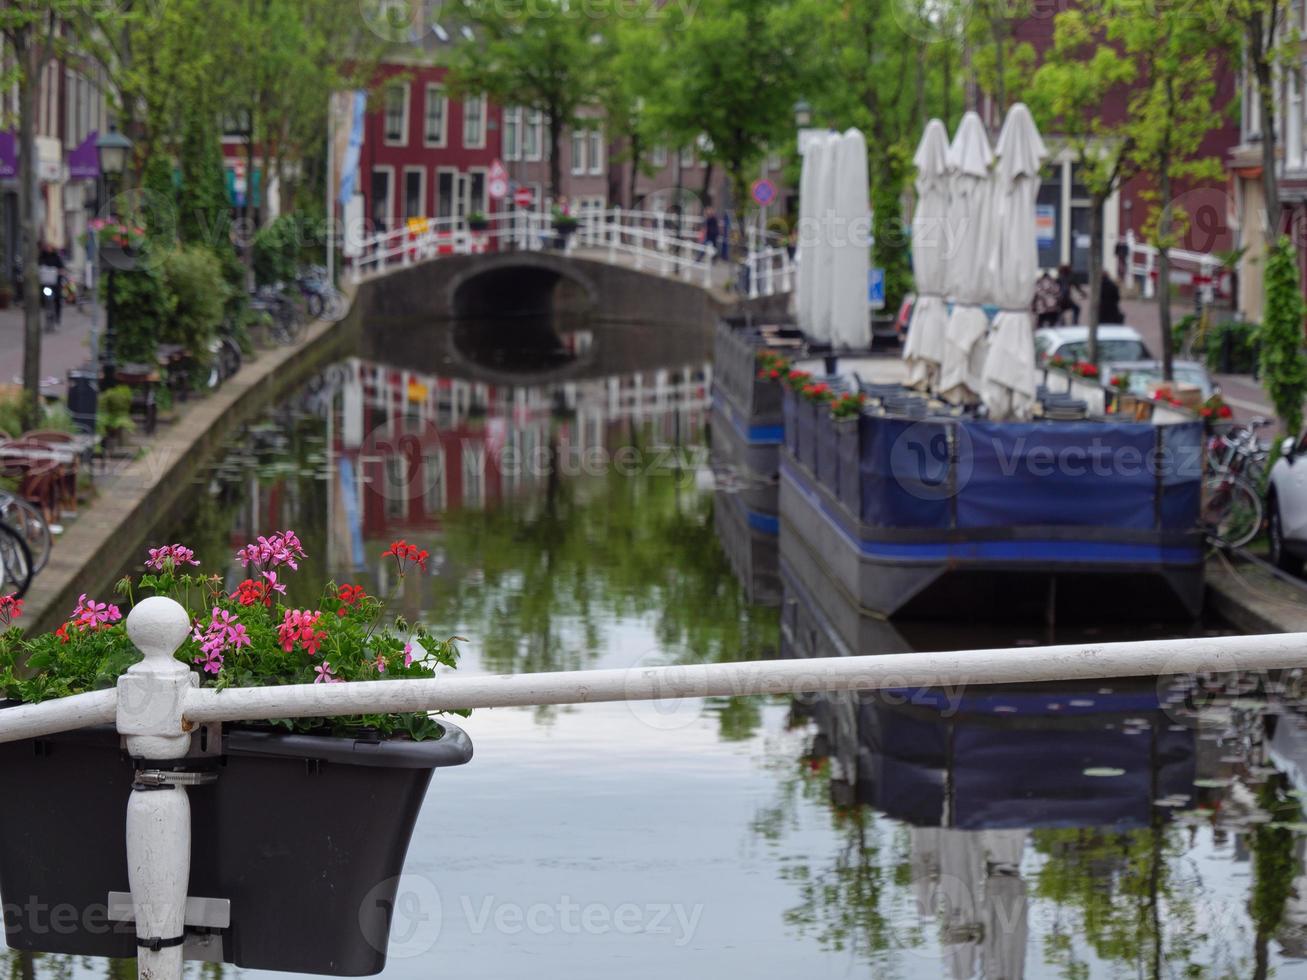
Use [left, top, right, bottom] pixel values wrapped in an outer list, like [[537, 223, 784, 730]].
[[797, 399, 818, 473], [0, 720, 472, 976], [817, 411, 840, 488], [835, 417, 861, 511]]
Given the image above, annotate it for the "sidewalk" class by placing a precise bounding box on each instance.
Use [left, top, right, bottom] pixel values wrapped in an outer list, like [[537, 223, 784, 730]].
[[0, 299, 99, 399], [1121, 296, 1274, 421]]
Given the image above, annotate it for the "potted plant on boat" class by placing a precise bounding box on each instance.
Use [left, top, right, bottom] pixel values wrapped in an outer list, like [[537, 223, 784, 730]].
[[0, 533, 471, 975], [830, 392, 866, 507], [1199, 392, 1233, 432], [781, 368, 812, 458], [799, 380, 834, 475], [467, 210, 490, 232]]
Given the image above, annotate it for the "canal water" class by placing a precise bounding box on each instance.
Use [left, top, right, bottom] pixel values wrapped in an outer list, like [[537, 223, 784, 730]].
[[11, 337, 1307, 979]]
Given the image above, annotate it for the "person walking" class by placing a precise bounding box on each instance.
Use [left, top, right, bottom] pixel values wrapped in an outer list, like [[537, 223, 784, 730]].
[[1099, 272, 1125, 325], [701, 207, 720, 262], [1056, 264, 1084, 324], [38, 241, 65, 326], [1032, 270, 1061, 327]]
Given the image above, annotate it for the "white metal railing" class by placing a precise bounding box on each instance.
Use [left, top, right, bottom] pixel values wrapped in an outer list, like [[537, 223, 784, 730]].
[[2, 595, 1305, 980], [1123, 230, 1230, 302], [342, 207, 795, 299]]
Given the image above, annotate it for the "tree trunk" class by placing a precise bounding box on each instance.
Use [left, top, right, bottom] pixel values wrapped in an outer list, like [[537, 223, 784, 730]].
[[1258, 58, 1280, 239], [1087, 189, 1105, 364], [18, 31, 44, 431], [1159, 169, 1174, 382], [627, 133, 641, 209], [548, 110, 563, 206]]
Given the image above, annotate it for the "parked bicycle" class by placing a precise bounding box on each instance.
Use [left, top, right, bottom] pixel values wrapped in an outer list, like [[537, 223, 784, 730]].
[[250, 284, 305, 346], [295, 266, 348, 322], [0, 490, 51, 575], [1202, 418, 1271, 549], [0, 522, 33, 599]]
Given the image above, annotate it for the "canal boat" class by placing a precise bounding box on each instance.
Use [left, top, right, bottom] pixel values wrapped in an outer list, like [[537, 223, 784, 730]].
[[778, 356, 1206, 623]]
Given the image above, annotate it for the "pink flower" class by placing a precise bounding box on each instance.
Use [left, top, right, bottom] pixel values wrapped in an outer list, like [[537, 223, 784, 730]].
[[262, 570, 288, 597], [145, 544, 200, 571], [236, 531, 306, 572], [374, 653, 387, 673], [0, 595, 22, 627], [72, 594, 122, 631], [314, 661, 336, 684], [403, 643, 414, 667], [278, 609, 325, 656], [190, 607, 252, 675]]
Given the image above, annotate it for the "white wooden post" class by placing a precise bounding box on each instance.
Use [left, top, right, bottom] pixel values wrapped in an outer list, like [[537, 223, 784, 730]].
[[702, 245, 713, 288], [1144, 246, 1156, 300], [748, 246, 759, 299], [118, 597, 199, 980], [782, 251, 793, 293], [610, 207, 620, 262]]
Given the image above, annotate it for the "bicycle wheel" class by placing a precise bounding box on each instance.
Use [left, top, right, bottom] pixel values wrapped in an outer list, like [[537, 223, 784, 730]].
[[1202, 474, 1263, 549], [306, 291, 325, 320], [0, 492, 51, 573], [324, 288, 349, 321], [0, 523, 34, 599], [278, 301, 305, 344]]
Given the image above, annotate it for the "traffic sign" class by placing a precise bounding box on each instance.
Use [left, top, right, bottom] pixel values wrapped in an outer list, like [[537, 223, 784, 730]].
[[751, 178, 777, 207], [868, 268, 885, 310], [488, 159, 508, 200], [514, 187, 534, 208]]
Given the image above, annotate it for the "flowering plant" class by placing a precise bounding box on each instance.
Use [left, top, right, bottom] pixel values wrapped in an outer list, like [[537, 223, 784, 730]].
[[755, 349, 792, 383], [1108, 372, 1131, 389], [800, 381, 834, 404], [0, 531, 461, 740], [1151, 386, 1184, 408], [829, 392, 867, 420], [1200, 393, 1233, 420], [1047, 354, 1068, 370], [88, 217, 147, 250], [783, 368, 814, 392], [1071, 361, 1099, 379]]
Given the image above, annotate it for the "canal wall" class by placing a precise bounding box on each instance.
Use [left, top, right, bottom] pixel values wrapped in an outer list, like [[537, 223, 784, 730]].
[[23, 309, 361, 636]]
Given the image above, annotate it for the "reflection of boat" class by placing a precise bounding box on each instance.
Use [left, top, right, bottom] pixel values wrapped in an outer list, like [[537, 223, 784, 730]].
[[778, 357, 1206, 623], [714, 489, 780, 606], [782, 559, 1199, 979]]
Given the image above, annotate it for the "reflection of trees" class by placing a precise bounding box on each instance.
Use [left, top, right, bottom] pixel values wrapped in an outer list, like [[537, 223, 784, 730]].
[[1030, 822, 1206, 979], [430, 451, 779, 689], [1251, 775, 1302, 980]]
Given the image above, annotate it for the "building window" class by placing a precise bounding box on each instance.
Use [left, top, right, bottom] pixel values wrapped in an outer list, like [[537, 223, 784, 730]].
[[424, 450, 447, 513], [468, 169, 487, 213], [679, 145, 695, 168], [436, 168, 456, 219], [588, 130, 603, 175], [384, 83, 408, 145], [370, 167, 393, 231], [525, 110, 543, 161], [651, 145, 667, 167], [463, 94, 485, 149], [403, 167, 425, 220], [571, 130, 586, 175], [503, 107, 521, 161], [424, 84, 447, 147]]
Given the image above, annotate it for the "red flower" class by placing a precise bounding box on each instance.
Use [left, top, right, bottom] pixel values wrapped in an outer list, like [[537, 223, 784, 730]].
[[382, 540, 429, 574], [0, 595, 21, 628], [1220, 404, 1232, 418], [232, 578, 274, 608], [54, 623, 69, 644], [769, 369, 780, 379]]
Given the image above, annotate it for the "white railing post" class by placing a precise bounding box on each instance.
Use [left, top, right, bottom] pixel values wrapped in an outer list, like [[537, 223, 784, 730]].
[[1143, 245, 1156, 300], [782, 251, 793, 293], [748, 246, 759, 299], [610, 207, 620, 262], [119, 597, 202, 980], [703, 245, 713, 288]]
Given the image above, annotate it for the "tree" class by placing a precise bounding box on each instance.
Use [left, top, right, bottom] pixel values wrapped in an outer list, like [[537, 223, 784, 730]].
[[647, 0, 814, 213], [1114, 0, 1225, 382], [596, 8, 667, 208], [447, 0, 605, 204], [0, 2, 117, 428], [1258, 237, 1307, 435], [1032, 5, 1137, 364], [1229, 0, 1297, 238]]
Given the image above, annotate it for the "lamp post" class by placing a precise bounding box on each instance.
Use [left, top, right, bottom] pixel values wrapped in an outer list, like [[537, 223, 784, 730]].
[[95, 126, 132, 386]]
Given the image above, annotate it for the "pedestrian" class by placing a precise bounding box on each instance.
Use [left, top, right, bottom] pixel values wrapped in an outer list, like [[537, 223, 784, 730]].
[[786, 225, 797, 261], [1056, 264, 1084, 324], [702, 206, 720, 261], [1099, 272, 1125, 325], [1032, 270, 1061, 327], [38, 240, 65, 325], [1114, 238, 1130, 283]]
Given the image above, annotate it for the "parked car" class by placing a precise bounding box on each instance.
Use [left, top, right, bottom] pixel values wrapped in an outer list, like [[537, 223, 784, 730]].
[[1034, 324, 1151, 365], [1103, 359, 1219, 400], [1266, 435, 1307, 573]]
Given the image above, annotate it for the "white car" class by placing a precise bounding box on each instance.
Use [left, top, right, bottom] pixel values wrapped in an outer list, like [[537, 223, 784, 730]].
[[1034, 324, 1152, 364], [1267, 435, 1307, 572]]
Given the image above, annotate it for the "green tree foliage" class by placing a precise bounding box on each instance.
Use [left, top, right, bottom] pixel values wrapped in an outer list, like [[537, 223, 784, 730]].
[[160, 245, 227, 375], [1259, 237, 1307, 435], [1113, 0, 1225, 381], [446, 0, 605, 203], [1032, 6, 1137, 362], [177, 108, 231, 250]]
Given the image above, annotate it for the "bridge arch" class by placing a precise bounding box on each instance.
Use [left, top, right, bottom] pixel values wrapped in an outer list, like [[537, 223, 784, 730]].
[[446, 252, 601, 319]]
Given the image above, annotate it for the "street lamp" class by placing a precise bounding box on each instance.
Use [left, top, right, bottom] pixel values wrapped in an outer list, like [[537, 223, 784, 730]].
[[95, 125, 133, 386], [793, 100, 812, 128]]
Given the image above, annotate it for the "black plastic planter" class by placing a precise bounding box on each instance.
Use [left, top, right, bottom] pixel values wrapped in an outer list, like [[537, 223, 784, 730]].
[[0, 721, 472, 975]]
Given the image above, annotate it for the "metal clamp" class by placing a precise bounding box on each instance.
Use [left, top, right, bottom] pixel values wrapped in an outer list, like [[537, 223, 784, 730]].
[[133, 770, 219, 789]]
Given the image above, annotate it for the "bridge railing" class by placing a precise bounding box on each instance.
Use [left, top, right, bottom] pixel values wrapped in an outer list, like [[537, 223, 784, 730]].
[[341, 208, 794, 297], [3, 592, 1303, 980], [1121, 230, 1231, 302]]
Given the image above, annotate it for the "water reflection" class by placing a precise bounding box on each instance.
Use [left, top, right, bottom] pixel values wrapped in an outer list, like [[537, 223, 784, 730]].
[[21, 350, 1307, 979]]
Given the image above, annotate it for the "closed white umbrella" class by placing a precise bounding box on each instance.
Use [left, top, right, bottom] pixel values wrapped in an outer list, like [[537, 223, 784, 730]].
[[982, 103, 1048, 420], [938, 112, 994, 404], [808, 133, 840, 343], [795, 135, 823, 333], [902, 119, 951, 390], [830, 129, 871, 349]]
